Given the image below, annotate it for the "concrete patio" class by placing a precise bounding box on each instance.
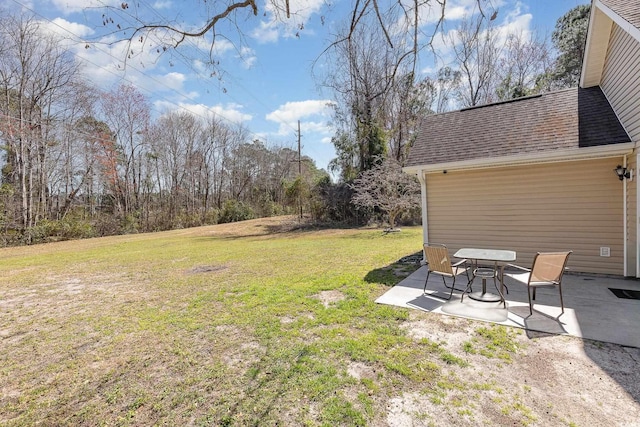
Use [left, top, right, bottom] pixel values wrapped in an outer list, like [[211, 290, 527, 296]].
[[376, 265, 640, 348]]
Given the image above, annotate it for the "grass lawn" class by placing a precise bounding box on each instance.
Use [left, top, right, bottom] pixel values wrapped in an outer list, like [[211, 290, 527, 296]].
[[0, 216, 522, 426]]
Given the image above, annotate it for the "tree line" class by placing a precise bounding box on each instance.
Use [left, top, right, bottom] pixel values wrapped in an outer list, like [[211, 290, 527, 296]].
[[0, 13, 344, 245], [0, 5, 590, 244]]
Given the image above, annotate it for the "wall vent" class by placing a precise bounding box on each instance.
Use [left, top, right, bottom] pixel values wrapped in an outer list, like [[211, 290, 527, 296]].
[[600, 247, 611, 257]]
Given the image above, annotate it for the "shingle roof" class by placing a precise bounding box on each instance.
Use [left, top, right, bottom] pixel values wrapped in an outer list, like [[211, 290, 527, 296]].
[[405, 86, 631, 168], [601, 0, 640, 31]]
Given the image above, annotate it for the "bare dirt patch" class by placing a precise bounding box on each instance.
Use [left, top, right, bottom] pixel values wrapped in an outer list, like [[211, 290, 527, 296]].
[[347, 361, 378, 381], [394, 310, 640, 427], [315, 290, 346, 308]]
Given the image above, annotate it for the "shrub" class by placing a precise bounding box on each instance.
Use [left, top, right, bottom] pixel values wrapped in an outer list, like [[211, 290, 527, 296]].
[[25, 217, 96, 244], [121, 213, 140, 234], [219, 200, 255, 224], [93, 214, 122, 237], [202, 208, 219, 225]]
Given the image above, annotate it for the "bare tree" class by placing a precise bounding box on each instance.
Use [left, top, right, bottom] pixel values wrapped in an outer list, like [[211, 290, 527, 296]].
[[202, 115, 235, 210], [0, 13, 83, 233], [386, 74, 436, 163], [71, 114, 113, 219], [323, 10, 429, 179], [433, 66, 462, 113], [496, 30, 550, 100], [99, 84, 151, 217], [51, 94, 109, 221], [322, 15, 400, 173], [148, 110, 203, 222], [350, 157, 420, 230], [448, 13, 501, 107]]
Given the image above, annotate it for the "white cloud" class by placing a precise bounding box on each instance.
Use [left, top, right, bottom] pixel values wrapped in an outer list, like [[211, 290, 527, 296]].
[[44, 17, 94, 38], [396, 0, 507, 35], [421, 2, 534, 76], [153, 1, 172, 9], [151, 72, 187, 91], [35, 17, 94, 52], [73, 36, 161, 85], [154, 100, 252, 124], [15, 0, 35, 11], [51, 0, 120, 14], [398, 0, 479, 29], [179, 35, 235, 63], [238, 47, 257, 69], [252, 0, 324, 43], [192, 60, 208, 74], [497, 12, 533, 42], [301, 120, 333, 134], [425, 1, 465, 25], [67, 40, 195, 101], [252, 21, 281, 44], [266, 99, 334, 136], [267, 99, 333, 122]]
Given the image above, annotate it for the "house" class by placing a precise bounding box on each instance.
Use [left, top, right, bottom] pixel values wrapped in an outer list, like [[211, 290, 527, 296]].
[[404, 0, 640, 276]]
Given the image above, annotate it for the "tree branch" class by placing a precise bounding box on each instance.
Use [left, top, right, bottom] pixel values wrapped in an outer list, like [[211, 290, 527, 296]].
[[131, 0, 258, 47]]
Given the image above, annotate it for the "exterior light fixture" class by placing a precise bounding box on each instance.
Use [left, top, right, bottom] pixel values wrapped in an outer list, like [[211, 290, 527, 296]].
[[614, 165, 633, 181]]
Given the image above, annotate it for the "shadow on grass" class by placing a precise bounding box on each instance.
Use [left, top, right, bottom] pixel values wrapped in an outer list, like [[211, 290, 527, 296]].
[[200, 219, 363, 241], [364, 251, 422, 286]]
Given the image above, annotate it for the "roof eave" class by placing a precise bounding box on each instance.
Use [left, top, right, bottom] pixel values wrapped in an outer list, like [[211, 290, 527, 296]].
[[402, 142, 635, 175], [581, 0, 640, 87], [594, 0, 640, 43]]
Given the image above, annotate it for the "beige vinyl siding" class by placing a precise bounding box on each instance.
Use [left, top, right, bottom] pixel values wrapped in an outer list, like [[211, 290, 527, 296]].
[[424, 158, 624, 275], [601, 24, 640, 142]]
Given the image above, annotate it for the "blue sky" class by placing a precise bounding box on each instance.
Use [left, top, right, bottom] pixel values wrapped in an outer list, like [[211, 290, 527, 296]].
[[10, 0, 588, 173]]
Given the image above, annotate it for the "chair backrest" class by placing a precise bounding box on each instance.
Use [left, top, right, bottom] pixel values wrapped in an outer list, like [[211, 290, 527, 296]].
[[423, 243, 454, 276], [530, 251, 572, 284]]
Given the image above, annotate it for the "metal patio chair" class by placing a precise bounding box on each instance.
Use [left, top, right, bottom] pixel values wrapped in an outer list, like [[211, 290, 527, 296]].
[[422, 243, 470, 300], [504, 251, 572, 315]]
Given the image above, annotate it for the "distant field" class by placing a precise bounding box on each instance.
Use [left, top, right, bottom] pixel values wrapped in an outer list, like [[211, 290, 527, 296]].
[[0, 216, 432, 425]]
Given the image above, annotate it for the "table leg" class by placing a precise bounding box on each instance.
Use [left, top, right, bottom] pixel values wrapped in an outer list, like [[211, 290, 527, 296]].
[[468, 261, 502, 303], [497, 264, 506, 308]]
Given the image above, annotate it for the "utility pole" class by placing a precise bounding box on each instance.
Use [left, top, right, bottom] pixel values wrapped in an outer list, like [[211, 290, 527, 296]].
[[297, 120, 303, 220]]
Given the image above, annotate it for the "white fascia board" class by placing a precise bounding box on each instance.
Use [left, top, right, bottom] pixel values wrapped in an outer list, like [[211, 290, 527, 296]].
[[402, 142, 635, 175], [594, 0, 640, 44]]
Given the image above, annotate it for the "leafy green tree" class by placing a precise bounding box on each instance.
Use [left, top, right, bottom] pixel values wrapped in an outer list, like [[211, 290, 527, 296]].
[[359, 121, 387, 171], [553, 4, 590, 87], [284, 176, 309, 219], [537, 4, 591, 90], [328, 131, 359, 182]]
